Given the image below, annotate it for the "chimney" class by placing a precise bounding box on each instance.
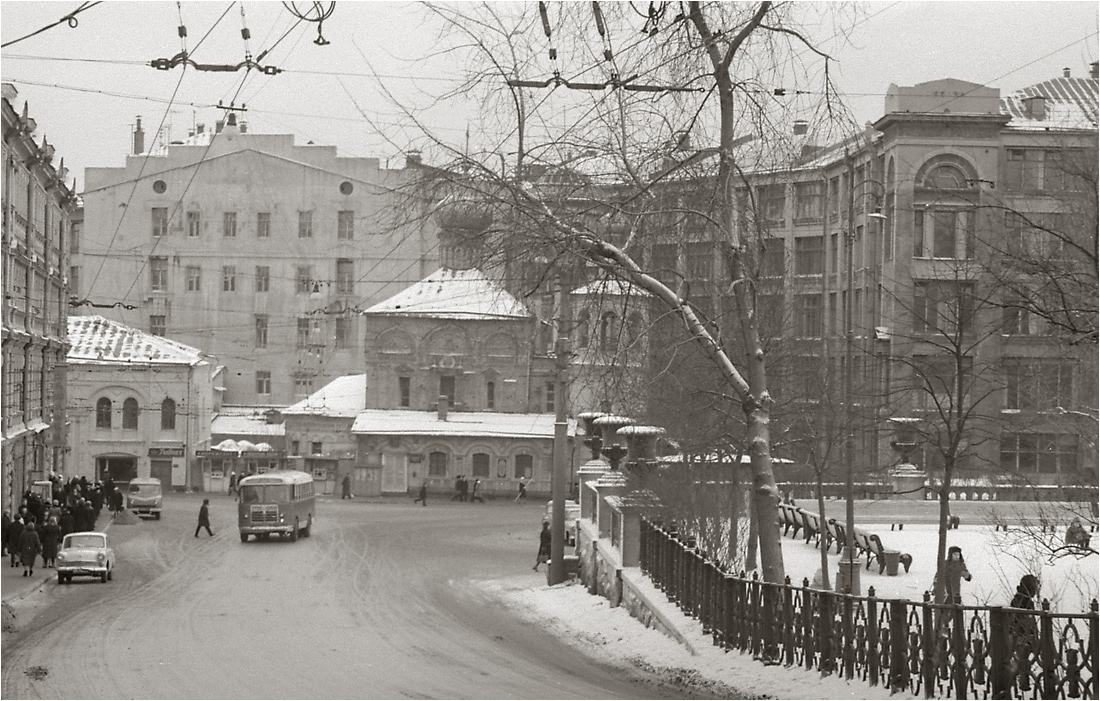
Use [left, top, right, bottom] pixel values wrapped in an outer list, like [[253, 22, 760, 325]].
[[405, 150, 422, 168], [1091, 61, 1098, 81], [1024, 94, 1046, 121], [793, 119, 809, 136], [133, 116, 145, 155], [1063, 67, 1072, 78], [437, 395, 448, 421], [239, 120, 247, 134]]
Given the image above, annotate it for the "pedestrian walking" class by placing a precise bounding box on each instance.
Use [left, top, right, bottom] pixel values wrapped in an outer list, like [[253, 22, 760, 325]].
[[228, 472, 238, 496], [413, 482, 428, 506], [341, 474, 353, 499], [8, 517, 25, 567], [40, 516, 60, 568], [459, 477, 469, 502], [470, 479, 484, 503], [533, 521, 551, 571], [451, 476, 464, 501], [194, 499, 215, 537], [59, 507, 75, 538], [1008, 574, 1042, 690], [514, 479, 528, 502], [942, 545, 972, 604], [19, 521, 41, 577]]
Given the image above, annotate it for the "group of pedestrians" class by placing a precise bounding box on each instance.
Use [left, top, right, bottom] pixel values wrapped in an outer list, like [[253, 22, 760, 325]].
[[449, 476, 484, 503]]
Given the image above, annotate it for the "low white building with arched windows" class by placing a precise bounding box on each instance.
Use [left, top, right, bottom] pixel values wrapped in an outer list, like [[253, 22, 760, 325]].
[[67, 316, 215, 489]]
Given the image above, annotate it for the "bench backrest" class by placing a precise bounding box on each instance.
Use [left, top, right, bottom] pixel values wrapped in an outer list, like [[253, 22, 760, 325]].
[[868, 533, 886, 555]]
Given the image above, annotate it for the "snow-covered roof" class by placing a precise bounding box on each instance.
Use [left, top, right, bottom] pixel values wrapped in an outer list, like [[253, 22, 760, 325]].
[[68, 315, 204, 365], [352, 410, 575, 439], [572, 276, 651, 298], [283, 374, 367, 417], [362, 268, 531, 320], [211, 406, 285, 437], [1001, 75, 1098, 130]]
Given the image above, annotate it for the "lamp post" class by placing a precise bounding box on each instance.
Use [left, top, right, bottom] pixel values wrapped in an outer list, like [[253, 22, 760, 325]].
[[837, 161, 889, 596]]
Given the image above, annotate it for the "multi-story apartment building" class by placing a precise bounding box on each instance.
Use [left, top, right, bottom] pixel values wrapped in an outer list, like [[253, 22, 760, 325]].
[[639, 66, 1097, 495], [77, 114, 438, 405], [2, 83, 76, 512]]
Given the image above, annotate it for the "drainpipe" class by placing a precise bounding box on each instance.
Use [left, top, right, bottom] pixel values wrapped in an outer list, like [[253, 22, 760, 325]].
[[185, 364, 193, 491]]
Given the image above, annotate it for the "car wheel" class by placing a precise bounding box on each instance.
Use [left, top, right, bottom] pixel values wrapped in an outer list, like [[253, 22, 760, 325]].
[[107, 568, 113, 581], [301, 516, 312, 538], [240, 533, 249, 543], [155, 513, 161, 520], [101, 571, 108, 583], [57, 573, 64, 584], [289, 519, 299, 542]]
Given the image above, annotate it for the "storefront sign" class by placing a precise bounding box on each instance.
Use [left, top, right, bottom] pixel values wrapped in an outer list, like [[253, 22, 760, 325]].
[[149, 447, 185, 457]]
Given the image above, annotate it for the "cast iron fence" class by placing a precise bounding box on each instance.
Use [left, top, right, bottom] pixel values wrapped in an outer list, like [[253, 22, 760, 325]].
[[640, 518, 1098, 699]]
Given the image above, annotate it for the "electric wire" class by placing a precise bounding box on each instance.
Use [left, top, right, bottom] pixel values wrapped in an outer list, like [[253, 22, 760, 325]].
[[1, 1, 102, 49]]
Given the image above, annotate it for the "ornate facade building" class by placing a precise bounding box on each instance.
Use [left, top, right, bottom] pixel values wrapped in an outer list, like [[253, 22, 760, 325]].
[[2, 83, 76, 512]]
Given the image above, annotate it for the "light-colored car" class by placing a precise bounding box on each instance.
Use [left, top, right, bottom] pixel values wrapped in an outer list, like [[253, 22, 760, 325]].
[[127, 477, 163, 519], [57, 532, 114, 584], [543, 499, 582, 546]]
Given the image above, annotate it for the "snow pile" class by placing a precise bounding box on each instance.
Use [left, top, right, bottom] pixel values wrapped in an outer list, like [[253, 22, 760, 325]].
[[482, 576, 912, 700]]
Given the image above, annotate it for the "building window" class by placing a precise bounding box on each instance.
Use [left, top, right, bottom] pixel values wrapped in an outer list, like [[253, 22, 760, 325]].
[[1003, 359, 1073, 411], [294, 375, 314, 396], [1002, 300, 1037, 336], [439, 375, 456, 407], [152, 207, 169, 237], [296, 266, 313, 294], [256, 371, 272, 396], [760, 183, 786, 222], [486, 381, 495, 410], [1005, 149, 1047, 191], [795, 294, 823, 338], [1000, 433, 1078, 474], [150, 315, 166, 336], [794, 181, 823, 220], [290, 440, 300, 455], [913, 282, 974, 335], [913, 209, 974, 259], [544, 380, 556, 412], [256, 212, 270, 238], [297, 317, 321, 348], [514, 454, 533, 480], [186, 265, 201, 292], [311, 442, 322, 455], [70, 266, 79, 296], [161, 397, 176, 430], [255, 266, 269, 293], [122, 397, 139, 429], [336, 259, 354, 295], [255, 315, 268, 348], [794, 236, 824, 275], [222, 266, 237, 292], [575, 310, 590, 348], [298, 211, 313, 238], [472, 453, 490, 478], [338, 210, 355, 240], [223, 211, 237, 238], [334, 317, 352, 349], [600, 312, 619, 352], [913, 355, 973, 410], [428, 451, 448, 476], [96, 397, 112, 428], [150, 256, 168, 291], [187, 210, 201, 238], [762, 238, 785, 277], [398, 376, 411, 407]]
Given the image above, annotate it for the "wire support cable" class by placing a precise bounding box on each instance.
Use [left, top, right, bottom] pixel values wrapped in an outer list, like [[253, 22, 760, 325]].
[[1, 1, 102, 48]]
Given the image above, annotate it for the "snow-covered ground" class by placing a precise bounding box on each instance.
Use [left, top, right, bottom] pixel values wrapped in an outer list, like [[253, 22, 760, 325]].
[[482, 520, 1097, 700]]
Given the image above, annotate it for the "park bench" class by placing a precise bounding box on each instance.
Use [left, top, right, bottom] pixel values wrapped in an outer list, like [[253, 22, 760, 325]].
[[798, 508, 822, 547], [866, 533, 913, 575], [778, 503, 803, 538], [853, 528, 875, 562], [824, 519, 846, 554]]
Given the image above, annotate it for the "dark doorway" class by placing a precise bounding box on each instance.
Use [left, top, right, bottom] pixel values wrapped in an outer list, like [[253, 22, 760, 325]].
[[150, 459, 174, 487], [97, 456, 137, 483]]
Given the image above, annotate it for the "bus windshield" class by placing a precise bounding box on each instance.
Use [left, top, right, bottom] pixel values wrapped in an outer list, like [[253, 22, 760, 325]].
[[129, 483, 160, 494], [241, 484, 291, 503]]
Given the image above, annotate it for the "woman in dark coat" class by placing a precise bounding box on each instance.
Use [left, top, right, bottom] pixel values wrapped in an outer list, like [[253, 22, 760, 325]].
[[1008, 574, 1041, 690], [40, 517, 61, 568], [18, 521, 42, 577], [533, 521, 552, 571], [59, 508, 75, 538], [7, 518, 25, 568]]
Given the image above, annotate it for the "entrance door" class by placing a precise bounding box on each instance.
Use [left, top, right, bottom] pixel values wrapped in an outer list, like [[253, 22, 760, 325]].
[[150, 460, 173, 486], [97, 456, 137, 483], [381, 453, 407, 494]]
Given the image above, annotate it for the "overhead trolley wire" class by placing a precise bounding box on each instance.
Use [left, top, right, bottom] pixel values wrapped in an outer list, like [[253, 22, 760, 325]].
[[1, 1, 102, 48]]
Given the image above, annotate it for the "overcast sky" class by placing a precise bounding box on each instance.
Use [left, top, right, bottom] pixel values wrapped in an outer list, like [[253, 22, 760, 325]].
[[2, 1, 1096, 191]]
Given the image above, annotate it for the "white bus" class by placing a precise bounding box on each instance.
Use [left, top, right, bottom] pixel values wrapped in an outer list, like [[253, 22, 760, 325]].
[[237, 470, 315, 542]]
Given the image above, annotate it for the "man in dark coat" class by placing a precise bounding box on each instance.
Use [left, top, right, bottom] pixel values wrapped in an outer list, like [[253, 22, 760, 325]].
[[1, 511, 9, 556], [59, 508, 75, 538], [341, 474, 352, 499], [40, 517, 60, 567], [194, 499, 214, 537], [18, 521, 41, 577], [533, 521, 551, 571], [7, 518, 24, 567]]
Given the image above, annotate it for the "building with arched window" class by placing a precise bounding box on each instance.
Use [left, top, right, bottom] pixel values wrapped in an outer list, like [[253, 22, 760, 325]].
[[67, 316, 215, 488]]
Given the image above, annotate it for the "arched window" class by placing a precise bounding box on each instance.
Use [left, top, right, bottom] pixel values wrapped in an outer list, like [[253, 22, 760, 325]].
[[96, 397, 112, 429], [122, 397, 139, 430], [576, 309, 590, 348], [924, 164, 968, 189], [626, 312, 643, 346], [428, 451, 448, 476], [486, 381, 496, 410], [161, 397, 176, 430], [600, 312, 619, 352], [472, 452, 491, 478]]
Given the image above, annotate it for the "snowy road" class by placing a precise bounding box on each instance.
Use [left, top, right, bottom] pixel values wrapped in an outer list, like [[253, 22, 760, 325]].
[[2, 494, 701, 699]]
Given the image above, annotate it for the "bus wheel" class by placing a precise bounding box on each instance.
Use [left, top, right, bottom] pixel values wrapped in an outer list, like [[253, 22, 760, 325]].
[[240, 533, 249, 543], [301, 516, 312, 538], [289, 519, 299, 542]]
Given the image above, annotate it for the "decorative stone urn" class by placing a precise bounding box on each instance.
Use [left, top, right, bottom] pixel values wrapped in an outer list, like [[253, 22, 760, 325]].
[[888, 417, 926, 501], [618, 425, 666, 490]]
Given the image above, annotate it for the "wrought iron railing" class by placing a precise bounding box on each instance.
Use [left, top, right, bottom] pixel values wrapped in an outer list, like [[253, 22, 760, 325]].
[[640, 518, 1098, 699]]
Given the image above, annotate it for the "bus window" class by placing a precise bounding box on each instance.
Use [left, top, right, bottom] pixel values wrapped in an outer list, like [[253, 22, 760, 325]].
[[240, 486, 260, 503]]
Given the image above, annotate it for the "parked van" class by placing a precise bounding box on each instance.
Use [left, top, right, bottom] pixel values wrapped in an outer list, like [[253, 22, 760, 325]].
[[127, 477, 163, 519]]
